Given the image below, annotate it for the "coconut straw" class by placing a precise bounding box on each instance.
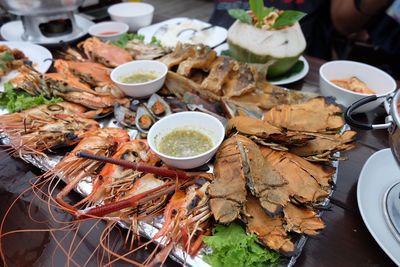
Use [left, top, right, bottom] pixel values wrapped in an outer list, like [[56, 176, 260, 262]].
[[75, 150, 188, 179]]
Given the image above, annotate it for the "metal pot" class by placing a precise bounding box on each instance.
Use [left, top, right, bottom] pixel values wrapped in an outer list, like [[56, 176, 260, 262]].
[[0, 0, 87, 43], [346, 89, 400, 242], [345, 89, 400, 163], [0, 0, 85, 16]]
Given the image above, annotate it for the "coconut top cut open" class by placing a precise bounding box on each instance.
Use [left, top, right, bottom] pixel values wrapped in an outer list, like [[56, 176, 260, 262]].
[[226, 1, 307, 77]]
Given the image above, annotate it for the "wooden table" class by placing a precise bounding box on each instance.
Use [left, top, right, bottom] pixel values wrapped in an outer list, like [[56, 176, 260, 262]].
[[0, 5, 397, 263], [0, 56, 396, 267], [293, 57, 396, 267]]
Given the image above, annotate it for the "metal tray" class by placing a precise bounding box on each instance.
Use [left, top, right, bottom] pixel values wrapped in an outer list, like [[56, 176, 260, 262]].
[[0, 110, 341, 267]]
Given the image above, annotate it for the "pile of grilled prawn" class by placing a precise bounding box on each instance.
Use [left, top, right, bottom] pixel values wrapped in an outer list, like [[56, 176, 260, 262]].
[[0, 37, 359, 265], [9, 37, 131, 114], [0, 96, 356, 264]]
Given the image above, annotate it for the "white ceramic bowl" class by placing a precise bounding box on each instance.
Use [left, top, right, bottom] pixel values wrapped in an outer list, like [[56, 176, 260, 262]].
[[319, 60, 397, 113], [110, 60, 167, 98], [88, 21, 129, 42], [148, 112, 225, 169], [108, 2, 154, 32]]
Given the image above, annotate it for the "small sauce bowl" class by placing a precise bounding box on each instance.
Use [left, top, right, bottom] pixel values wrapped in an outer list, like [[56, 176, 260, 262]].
[[319, 60, 396, 113], [110, 60, 168, 98], [148, 111, 225, 169], [88, 21, 129, 42]]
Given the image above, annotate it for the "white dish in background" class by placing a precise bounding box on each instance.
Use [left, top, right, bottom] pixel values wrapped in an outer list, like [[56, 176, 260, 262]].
[[138, 17, 227, 48], [214, 43, 309, 85], [0, 15, 94, 45], [357, 148, 400, 266], [108, 2, 154, 32], [0, 41, 52, 92], [213, 42, 229, 55], [88, 21, 129, 42]]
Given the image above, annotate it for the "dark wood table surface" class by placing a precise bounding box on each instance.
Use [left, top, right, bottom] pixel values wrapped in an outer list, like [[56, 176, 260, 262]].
[[0, 58, 396, 267], [0, 12, 397, 267], [292, 57, 396, 267]]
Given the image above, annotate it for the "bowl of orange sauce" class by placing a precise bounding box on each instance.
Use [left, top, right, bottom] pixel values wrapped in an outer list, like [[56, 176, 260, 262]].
[[319, 60, 396, 113], [88, 21, 129, 42]]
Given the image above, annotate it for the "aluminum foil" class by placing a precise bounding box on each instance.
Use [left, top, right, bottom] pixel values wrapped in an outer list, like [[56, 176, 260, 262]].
[[0, 108, 342, 267]]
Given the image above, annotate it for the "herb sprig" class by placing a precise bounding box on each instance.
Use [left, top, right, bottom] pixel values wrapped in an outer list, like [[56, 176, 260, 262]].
[[228, 0, 306, 29], [272, 10, 307, 29]]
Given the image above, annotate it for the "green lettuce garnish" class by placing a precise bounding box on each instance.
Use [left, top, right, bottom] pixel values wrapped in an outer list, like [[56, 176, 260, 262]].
[[150, 36, 162, 46], [0, 52, 15, 62], [228, 0, 306, 29], [112, 33, 162, 48], [203, 223, 280, 267], [112, 33, 145, 48], [0, 82, 62, 113]]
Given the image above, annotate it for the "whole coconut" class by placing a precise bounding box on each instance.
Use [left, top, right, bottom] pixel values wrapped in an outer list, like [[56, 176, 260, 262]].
[[227, 20, 306, 78]]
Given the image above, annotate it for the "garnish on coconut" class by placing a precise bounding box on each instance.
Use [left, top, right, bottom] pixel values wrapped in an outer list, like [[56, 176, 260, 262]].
[[227, 0, 306, 78]]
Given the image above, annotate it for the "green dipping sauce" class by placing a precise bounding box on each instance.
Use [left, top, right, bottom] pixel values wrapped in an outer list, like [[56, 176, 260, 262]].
[[158, 129, 213, 157], [120, 71, 158, 84]]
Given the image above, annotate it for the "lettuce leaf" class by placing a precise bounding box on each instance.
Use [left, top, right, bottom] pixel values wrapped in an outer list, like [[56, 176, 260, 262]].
[[150, 36, 162, 46], [0, 52, 15, 62], [112, 33, 145, 48], [0, 82, 62, 113], [203, 223, 280, 267]]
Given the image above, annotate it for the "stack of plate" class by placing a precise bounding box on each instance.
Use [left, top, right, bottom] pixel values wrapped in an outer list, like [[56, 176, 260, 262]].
[[357, 148, 400, 265]]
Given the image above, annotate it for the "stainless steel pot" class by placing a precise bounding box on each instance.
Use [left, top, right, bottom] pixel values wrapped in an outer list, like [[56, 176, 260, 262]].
[[345, 89, 400, 242], [345, 89, 400, 163], [0, 0, 87, 44], [0, 0, 85, 16]]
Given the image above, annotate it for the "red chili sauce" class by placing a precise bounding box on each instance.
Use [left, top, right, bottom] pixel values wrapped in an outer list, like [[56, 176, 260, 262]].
[[99, 31, 119, 36]]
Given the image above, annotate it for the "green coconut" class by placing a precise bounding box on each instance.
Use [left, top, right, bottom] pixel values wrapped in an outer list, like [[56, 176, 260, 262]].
[[227, 20, 306, 78]]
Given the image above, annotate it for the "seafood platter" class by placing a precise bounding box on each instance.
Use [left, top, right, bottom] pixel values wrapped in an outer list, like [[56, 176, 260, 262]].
[[0, 6, 358, 267]]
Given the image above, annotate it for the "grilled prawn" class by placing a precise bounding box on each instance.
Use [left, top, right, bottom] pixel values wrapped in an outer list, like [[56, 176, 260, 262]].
[[10, 65, 129, 111], [54, 59, 125, 98], [50, 128, 130, 211], [78, 37, 133, 68], [6, 114, 99, 158]]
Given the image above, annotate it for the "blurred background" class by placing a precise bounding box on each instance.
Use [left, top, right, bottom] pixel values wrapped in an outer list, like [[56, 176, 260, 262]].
[[1, 0, 398, 79]]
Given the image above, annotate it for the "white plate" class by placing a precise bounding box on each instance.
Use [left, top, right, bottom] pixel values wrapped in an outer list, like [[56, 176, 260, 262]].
[[138, 17, 227, 48], [0, 41, 52, 92], [357, 148, 400, 265], [213, 42, 229, 55], [0, 14, 94, 45], [214, 43, 309, 85]]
